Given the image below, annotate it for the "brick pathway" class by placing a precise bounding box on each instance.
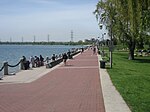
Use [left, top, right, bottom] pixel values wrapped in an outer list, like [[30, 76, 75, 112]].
[[0, 49, 105, 112]]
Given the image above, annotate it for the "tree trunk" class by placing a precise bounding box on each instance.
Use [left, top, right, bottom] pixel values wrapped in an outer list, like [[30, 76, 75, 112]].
[[128, 40, 136, 60], [128, 48, 135, 60]]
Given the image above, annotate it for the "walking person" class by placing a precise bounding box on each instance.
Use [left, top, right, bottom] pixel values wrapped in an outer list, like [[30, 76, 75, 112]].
[[81, 48, 84, 54], [67, 50, 72, 59], [62, 53, 68, 66], [93, 46, 96, 55]]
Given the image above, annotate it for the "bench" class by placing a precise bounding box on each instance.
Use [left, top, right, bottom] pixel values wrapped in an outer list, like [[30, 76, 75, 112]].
[[46, 58, 63, 68]]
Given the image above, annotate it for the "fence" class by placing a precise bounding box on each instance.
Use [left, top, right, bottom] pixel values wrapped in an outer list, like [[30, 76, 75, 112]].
[[0, 59, 23, 79], [0, 48, 82, 80]]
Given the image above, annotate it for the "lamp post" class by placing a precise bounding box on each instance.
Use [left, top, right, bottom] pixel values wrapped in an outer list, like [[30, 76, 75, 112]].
[[99, 24, 106, 52], [109, 23, 113, 69], [97, 37, 100, 48], [102, 33, 106, 52]]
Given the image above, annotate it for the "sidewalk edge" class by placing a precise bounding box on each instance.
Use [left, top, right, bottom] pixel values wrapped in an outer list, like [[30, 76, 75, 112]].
[[98, 55, 131, 112]]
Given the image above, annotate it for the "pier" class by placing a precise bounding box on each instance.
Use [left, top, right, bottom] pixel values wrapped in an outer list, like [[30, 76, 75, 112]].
[[0, 49, 131, 112]]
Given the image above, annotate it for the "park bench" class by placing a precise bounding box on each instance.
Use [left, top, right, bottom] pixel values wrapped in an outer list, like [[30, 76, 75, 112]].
[[46, 58, 63, 68]]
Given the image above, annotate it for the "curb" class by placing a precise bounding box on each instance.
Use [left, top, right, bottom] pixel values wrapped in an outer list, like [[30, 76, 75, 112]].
[[98, 55, 131, 112]]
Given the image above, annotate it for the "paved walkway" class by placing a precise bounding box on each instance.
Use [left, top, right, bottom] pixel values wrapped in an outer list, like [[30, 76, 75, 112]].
[[0, 50, 105, 112], [0, 64, 61, 84]]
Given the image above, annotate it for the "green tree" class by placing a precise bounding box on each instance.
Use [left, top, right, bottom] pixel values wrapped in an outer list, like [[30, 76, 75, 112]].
[[94, 0, 150, 60]]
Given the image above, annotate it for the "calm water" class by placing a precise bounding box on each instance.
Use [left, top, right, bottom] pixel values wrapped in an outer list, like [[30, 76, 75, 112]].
[[0, 45, 82, 75]]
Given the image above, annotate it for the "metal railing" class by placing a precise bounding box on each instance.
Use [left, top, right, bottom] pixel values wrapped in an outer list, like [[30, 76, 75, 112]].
[[0, 60, 22, 77], [0, 48, 82, 79]]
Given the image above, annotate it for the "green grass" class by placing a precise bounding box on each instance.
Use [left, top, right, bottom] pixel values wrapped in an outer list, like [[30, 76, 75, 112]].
[[107, 52, 150, 112]]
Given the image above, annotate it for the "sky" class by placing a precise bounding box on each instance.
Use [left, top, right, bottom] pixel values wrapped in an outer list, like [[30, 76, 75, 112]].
[[0, 0, 106, 42]]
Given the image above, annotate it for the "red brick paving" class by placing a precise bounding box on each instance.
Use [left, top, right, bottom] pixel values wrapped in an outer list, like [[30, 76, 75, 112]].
[[0, 49, 105, 112]]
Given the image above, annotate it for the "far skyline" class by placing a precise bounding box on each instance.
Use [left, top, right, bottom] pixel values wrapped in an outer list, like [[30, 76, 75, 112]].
[[0, 0, 107, 42]]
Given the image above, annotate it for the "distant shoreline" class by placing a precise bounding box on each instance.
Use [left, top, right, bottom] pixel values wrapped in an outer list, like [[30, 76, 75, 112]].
[[0, 41, 91, 46]]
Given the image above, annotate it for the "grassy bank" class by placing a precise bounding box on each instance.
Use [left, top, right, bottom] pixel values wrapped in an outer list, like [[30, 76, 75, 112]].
[[107, 51, 150, 112]]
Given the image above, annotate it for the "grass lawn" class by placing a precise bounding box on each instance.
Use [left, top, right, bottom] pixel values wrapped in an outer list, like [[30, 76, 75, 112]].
[[107, 51, 150, 112]]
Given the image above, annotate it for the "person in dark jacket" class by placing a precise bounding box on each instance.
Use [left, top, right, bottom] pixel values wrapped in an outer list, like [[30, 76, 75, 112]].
[[22, 56, 30, 70], [51, 54, 56, 62], [62, 53, 68, 65], [40, 55, 44, 66]]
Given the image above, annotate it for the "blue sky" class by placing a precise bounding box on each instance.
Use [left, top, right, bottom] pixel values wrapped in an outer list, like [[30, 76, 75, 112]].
[[0, 0, 106, 42]]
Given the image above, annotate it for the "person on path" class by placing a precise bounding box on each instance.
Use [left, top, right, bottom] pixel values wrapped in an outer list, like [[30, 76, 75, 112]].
[[93, 46, 96, 55], [40, 55, 44, 66], [34, 56, 40, 67], [22, 56, 27, 70], [81, 48, 84, 53], [46, 56, 50, 63], [62, 53, 68, 66], [30, 56, 35, 68], [22, 56, 30, 70], [67, 50, 72, 59], [51, 54, 56, 62]]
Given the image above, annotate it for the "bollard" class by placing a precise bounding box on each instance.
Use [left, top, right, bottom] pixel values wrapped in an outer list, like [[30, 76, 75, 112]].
[[3, 61, 8, 75], [20, 58, 25, 70]]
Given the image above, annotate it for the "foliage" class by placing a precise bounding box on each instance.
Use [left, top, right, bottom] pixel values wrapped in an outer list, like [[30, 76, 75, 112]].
[[94, 0, 150, 60]]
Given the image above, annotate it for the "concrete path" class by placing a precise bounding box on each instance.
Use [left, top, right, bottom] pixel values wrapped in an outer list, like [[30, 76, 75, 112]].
[[0, 50, 105, 112], [0, 63, 63, 84], [98, 56, 131, 112]]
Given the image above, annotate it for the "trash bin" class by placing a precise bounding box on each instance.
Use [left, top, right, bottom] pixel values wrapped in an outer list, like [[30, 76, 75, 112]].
[[100, 60, 105, 68]]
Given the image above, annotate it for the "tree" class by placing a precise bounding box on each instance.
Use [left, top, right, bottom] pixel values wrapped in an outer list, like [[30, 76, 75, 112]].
[[94, 0, 150, 60]]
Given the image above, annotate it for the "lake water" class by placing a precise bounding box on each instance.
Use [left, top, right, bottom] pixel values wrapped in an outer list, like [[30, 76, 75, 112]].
[[0, 45, 82, 75]]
